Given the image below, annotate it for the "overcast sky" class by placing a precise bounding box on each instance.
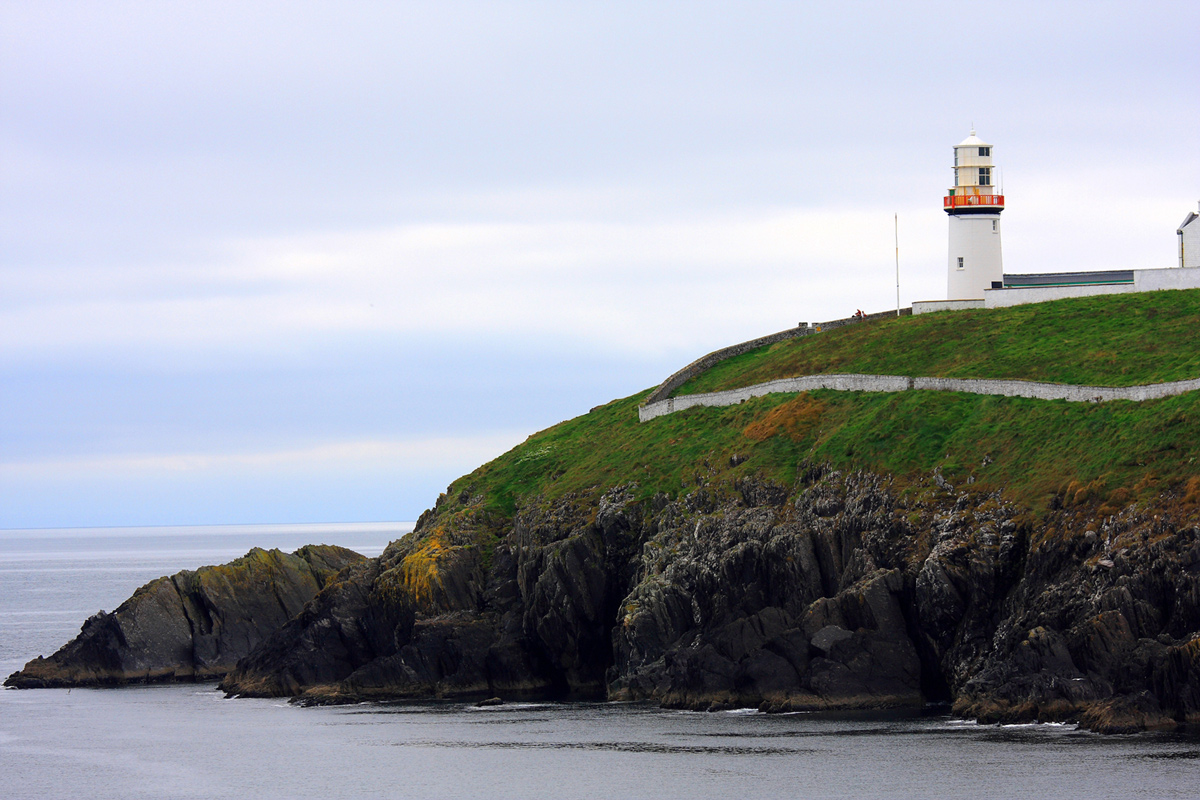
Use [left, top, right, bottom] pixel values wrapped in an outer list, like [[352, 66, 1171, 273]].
[[2, 1, 1197, 528]]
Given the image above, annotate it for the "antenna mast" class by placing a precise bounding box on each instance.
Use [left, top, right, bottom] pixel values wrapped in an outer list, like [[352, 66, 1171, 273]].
[[895, 213, 900, 316]]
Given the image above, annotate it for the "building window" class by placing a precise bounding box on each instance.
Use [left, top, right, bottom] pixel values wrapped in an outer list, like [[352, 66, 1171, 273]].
[[954, 149, 959, 166], [979, 147, 990, 156], [957, 257, 964, 270], [993, 220, 998, 232], [979, 167, 992, 186]]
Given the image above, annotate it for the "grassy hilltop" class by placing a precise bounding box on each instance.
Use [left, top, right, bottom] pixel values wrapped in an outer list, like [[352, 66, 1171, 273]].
[[446, 290, 1200, 522], [678, 289, 1200, 394]]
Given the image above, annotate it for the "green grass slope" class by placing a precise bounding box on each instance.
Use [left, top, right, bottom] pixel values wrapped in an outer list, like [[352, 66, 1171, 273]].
[[676, 289, 1200, 395], [439, 290, 1200, 527], [454, 388, 1200, 520]]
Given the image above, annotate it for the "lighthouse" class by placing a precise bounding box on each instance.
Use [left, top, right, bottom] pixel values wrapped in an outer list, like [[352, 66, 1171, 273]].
[[945, 129, 1004, 300]]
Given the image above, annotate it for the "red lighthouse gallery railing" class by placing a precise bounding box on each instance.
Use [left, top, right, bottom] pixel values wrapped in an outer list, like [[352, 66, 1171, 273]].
[[944, 194, 1004, 209]]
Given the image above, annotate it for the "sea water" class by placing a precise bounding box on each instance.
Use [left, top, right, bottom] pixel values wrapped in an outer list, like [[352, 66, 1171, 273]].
[[2, 525, 1199, 799]]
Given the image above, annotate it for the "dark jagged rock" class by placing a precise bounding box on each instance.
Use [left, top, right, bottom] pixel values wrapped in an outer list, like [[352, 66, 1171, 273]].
[[223, 477, 928, 710], [608, 477, 923, 712], [218, 471, 1200, 733], [215, 476, 915, 709], [947, 510, 1200, 733], [224, 494, 621, 702], [5, 545, 364, 688]]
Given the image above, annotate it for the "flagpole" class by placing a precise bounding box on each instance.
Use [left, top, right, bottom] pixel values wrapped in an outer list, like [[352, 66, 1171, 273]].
[[895, 213, 900, 316]]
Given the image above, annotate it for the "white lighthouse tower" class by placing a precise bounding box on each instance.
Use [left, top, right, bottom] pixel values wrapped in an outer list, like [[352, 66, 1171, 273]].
[[945, 129, 1004, 300]]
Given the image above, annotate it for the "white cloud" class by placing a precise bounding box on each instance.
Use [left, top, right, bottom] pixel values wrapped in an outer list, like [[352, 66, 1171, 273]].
[[0, 203, 940, 361], [0, 432, 527, 480], [4, 172, 1190, 369]]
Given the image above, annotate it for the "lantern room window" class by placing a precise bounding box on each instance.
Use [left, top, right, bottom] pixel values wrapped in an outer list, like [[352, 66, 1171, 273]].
[[979, 167, 992, 186], [979, 147, 990, 156]]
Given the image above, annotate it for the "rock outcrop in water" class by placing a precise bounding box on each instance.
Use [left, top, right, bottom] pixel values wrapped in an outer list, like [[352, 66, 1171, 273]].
[[14, 470, 1200, 734], [214, 470, 1200, 734], [4, 545, 364, 688]]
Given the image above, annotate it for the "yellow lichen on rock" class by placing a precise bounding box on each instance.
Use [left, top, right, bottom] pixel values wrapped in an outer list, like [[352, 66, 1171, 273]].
[[399, 527, 451, 605]]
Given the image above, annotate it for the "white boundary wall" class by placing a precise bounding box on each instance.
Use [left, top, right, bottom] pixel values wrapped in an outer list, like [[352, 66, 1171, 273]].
[[638, 373, 1200, 422], [912, 299, 986, 315]]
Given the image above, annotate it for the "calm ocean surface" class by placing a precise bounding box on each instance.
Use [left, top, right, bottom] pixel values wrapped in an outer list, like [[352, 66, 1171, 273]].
[[2, 524, 1199, 799]]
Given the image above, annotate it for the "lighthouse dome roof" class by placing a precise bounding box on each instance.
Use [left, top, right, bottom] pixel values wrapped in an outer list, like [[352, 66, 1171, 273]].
[[956, 128, 990, 148]]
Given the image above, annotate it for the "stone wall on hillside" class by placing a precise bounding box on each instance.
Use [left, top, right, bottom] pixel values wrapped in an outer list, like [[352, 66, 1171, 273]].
[[638, 373, 1200, 422]]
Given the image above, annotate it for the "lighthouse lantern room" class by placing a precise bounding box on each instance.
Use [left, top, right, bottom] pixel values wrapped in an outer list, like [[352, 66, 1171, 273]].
[[945, 129, 1004, 300]]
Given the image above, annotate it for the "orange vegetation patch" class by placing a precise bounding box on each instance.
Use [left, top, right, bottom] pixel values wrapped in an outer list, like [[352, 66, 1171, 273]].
[[743, 393, 828, 443], [1064, 477, 1106, 507], [1181, 477, 1200, 509], [1097, 487, 1132, 517]]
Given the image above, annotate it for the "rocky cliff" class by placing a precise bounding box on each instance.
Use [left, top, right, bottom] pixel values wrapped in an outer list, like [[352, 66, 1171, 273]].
[[5, 544, 364, 688], [214, 469, 1200, 734]]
